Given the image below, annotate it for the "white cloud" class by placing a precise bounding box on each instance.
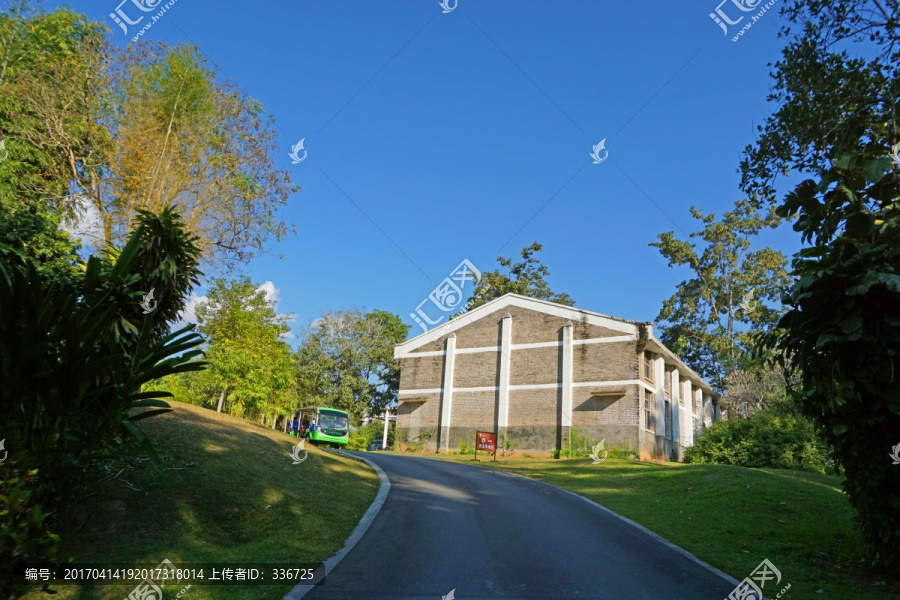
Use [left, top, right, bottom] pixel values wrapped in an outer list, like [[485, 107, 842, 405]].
[[174, 292, 207, 329], [60, 195, 105, 252], [258, 281, 280, 304], [171, 282, 294, 338]]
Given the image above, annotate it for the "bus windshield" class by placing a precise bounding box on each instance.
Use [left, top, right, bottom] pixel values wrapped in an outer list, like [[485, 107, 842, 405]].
[[318, 410, 349, 431]]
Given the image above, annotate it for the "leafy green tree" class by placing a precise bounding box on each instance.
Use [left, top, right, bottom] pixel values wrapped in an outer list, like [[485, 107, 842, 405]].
[[0, 2, 109, 210], [99, 43, 297, 270], [740, 1, 900, 203], [742, 0, 900, 567], [0, 197, 82, 280], [195, 278, 295, 420], [1, 3, 297, 271], [464, 242, 574, 311], [296, 310, 409, 420], [651, 200, 790, 391], [766, 148, 900, 567]]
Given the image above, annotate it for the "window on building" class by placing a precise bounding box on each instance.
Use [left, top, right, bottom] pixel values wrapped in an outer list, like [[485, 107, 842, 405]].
[[664, 366, 673, 397], [644, 389, 654, 433], [642, 351, 654, 383]]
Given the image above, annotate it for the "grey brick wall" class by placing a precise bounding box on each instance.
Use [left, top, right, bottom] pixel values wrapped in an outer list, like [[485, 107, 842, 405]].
[[572, 341, 635, 383], [453, 352, 501, 388], [510, 347, 560, 386], [398, 354, 445, 390]]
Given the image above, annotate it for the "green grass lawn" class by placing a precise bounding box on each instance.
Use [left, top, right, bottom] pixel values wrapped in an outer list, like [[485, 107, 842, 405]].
[[391, 451, 899, 600], [23, 402, 379, 600]]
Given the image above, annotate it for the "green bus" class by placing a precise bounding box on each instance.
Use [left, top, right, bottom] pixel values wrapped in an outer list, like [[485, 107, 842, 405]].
[[295, 407, 350, 446]]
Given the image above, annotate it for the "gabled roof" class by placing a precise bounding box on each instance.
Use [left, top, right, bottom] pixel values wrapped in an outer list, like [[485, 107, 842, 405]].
[[395, 293, 717, 397], [398, 293, 639, 353]]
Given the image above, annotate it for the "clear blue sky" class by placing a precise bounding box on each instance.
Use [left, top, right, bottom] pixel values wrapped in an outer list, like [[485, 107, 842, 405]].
[[66, 0, 800, 340]]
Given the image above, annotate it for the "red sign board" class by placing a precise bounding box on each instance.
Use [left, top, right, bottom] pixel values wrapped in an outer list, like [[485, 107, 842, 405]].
[[476, 431, 497, 452]]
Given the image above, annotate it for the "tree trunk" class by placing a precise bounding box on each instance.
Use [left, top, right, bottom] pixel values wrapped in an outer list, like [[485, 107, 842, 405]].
[[272, 414, 277, 429], [216, 390, 225, 413]]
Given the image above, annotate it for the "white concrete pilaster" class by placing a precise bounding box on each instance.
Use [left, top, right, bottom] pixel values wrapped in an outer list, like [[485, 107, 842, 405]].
[[498, 313, 512, 431], [681, 379, 693, 447], [671, 369, 681, 444], [655, 357, 666, 439], [561, 322, 573, 429], [439, 333, 457, 453]]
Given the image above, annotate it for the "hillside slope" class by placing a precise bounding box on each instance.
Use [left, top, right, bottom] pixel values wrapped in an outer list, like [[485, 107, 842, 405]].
[[24, 401, 379, 600]]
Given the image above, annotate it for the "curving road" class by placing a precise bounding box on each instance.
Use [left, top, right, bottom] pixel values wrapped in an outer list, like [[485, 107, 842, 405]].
[[300, 452, 738, 600]]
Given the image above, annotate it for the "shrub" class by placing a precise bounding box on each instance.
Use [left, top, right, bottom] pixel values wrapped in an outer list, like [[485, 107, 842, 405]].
[[684, 410, 830, 474], [608, 442, 638, 460], [0, 464, 60, 599], [560, 429, 596, 458], [347, 431, 368, 451], [405, 429, 434, 452], [457, 441, 474, 455], [390, 431, 405, 451]]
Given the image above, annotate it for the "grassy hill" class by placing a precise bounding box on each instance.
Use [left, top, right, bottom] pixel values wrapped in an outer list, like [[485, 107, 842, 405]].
[[410, 453, 900, 600], [23, 402, 379, 600]]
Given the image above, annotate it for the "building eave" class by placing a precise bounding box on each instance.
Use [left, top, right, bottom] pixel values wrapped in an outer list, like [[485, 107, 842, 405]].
[[395, 293, 642, 359]]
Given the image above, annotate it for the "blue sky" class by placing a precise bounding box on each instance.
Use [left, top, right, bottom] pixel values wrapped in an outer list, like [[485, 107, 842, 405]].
[[65, 0, 799, 341]]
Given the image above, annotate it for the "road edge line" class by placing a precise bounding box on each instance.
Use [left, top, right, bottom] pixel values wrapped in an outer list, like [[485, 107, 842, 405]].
[[479, 463, 743, 590], [282, 451, 391, 600], [556, 485, 742, 587]]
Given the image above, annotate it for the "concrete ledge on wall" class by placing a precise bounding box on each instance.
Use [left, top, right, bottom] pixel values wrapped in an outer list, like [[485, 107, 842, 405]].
[[589, 388, 627, 398]]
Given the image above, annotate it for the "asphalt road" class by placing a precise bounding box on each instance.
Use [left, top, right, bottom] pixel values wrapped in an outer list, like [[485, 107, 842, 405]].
[[302, 452, 738, 600]]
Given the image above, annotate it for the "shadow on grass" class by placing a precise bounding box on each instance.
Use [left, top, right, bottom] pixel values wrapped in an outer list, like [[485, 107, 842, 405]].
[[29, 402, 379, 600]]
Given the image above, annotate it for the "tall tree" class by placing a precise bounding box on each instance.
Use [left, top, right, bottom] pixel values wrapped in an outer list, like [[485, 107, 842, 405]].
[[743, 0, 900, 567], [651, 200, 790, 391], [0, 2, 109, 209], [100, 44, 297, 269], [740, 1, 900, 204], [296, 309, 409, 420], [1, 3, 298, 271], [464, 242, 574, 311], [195, 278, 294, 418]]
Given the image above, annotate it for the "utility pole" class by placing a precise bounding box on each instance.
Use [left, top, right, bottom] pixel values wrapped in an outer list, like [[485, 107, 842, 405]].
[[382, 407, 393, 449]]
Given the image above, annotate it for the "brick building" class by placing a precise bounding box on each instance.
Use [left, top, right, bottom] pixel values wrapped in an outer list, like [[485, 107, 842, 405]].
[[394, 294, 720, 461]]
